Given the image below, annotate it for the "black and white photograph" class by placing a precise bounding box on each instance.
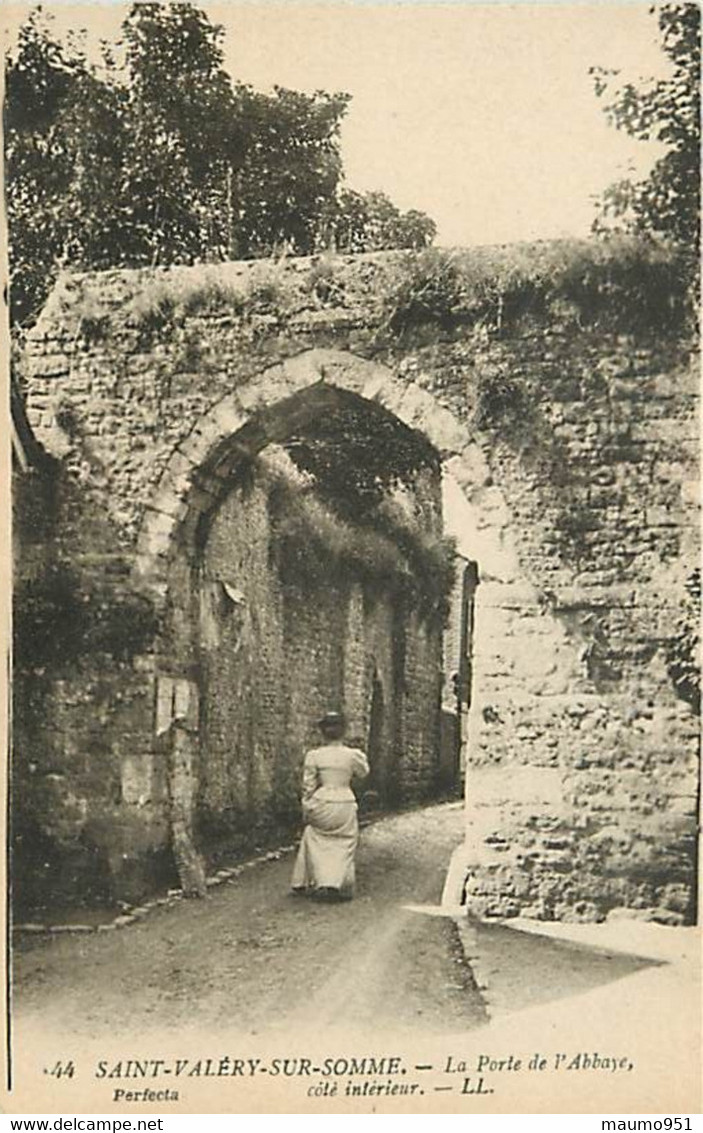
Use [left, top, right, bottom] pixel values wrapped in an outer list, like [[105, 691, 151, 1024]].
[[2, 0, 701, 1115]]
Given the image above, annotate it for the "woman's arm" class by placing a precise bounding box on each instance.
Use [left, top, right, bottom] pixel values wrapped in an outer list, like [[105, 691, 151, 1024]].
[[301, 752, 319, 804], [351, 749, 370, 781]]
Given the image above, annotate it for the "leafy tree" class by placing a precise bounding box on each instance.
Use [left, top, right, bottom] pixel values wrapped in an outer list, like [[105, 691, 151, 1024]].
[[5, 4, 245, 323], [328, 189, 436, 253], [231, 84, 351, 258], [284, 399, 438, 520], [592, 3, 700, 252], [119, 2, 245, 264], [4, 11, 97, 324], [5, 2, 436, 327]]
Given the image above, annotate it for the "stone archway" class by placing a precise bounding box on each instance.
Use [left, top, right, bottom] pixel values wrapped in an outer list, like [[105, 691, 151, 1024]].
[[137, 347, 585, 911], [134, 349, 479, 594], [17, 252, 699, 922]]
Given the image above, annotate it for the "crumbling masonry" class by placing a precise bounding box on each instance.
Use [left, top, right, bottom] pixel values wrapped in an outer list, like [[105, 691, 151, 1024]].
[[13, 244, 700, 922]]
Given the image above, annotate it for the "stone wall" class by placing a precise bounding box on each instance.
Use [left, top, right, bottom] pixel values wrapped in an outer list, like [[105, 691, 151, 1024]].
[[12, 398, 445, 907], [195, 454, 443, 854], [12, 458, 169, 907], [453, 332, 699, 923], [15, 243, 700, 920]]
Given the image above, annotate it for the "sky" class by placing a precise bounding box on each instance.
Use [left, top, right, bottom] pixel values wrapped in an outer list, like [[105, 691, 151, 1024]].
[[3, 2, 670, 247]]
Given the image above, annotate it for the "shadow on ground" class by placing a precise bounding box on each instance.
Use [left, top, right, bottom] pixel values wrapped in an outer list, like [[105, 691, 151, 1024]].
[[472, 922, 662, 1018]]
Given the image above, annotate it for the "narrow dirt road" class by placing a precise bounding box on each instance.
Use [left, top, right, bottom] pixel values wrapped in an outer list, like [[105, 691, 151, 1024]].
[[14, 802, 488, 1039]]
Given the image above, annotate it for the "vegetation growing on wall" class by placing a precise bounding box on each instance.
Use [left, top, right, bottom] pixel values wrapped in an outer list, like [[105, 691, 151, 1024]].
[[380, 237, 695, 341], [267, 476, 455, 621], [276, 393, 457, 614], [56, 233, 695, 368], [126, 273, 261, 348], [14, 563, 158, 669], [666, 569, 701, 714], [67, 263, 295, 353]]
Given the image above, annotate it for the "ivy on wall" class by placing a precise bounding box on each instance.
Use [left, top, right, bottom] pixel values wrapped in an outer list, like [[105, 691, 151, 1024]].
[[14, 563, 158, 669], [666, 569, 701, 714], [284, 396, 438, 520], [267, 476, 456, 622]]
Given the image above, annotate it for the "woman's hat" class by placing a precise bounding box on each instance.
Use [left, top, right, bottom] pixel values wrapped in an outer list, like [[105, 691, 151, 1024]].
[[318, 710, 345, 728]]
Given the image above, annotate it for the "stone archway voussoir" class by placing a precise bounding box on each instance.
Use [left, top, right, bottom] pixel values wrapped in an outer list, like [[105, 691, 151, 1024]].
[[136, 510, 177, 562], [207, 397, 248, 440], [366, 376, 413, 420], [232, 358, 333, 421], [418, 405, 468, 457], [444, 447, 492, 493], [177, 426, 224, 467], [390, 384, 440, 432], [280, 349, 334, 389]]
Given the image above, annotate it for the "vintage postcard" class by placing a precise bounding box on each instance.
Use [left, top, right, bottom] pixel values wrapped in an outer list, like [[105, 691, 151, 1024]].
[[1, 0, 700, 1116]]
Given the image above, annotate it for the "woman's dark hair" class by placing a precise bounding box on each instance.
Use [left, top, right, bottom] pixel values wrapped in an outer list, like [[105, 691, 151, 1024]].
[[319, 714, 345, 741]]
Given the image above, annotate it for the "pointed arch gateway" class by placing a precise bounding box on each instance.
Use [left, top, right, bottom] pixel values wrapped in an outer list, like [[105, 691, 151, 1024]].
[[135, 348, 482, 588], [136, 348, 531, 899]]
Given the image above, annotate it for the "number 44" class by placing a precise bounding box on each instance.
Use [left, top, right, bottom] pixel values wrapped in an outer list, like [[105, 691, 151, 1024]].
[[45, 1061, 75, 1079]]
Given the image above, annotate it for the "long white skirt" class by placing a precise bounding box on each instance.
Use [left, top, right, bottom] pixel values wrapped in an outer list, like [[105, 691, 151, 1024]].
[[291, 797, 359, 897]]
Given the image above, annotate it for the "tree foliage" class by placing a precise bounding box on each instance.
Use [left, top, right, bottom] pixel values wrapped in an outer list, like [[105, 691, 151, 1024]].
[[5, 4, 244, 322], [284, 399, 439, 521], [230, 83, 351, 258], [4, 2, 435, 326], [271, 407, 454, 621], [592, 3, 700, 252], [327, 189, 437, 253]]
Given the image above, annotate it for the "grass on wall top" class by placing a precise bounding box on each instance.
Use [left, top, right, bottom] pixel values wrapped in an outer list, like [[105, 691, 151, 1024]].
[[48, 234, 697, 351], [381, 236, 697, 339]]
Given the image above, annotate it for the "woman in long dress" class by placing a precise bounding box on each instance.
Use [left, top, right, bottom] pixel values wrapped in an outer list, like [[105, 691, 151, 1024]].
[[291, 711, 369, 901]]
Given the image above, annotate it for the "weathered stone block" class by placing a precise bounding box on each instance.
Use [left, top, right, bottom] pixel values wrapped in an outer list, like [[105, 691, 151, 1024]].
[[120, 753, 154, 805]]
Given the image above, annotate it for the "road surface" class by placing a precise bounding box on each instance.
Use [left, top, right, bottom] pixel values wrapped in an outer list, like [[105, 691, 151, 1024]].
[[13, 802, 488, 1040]]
